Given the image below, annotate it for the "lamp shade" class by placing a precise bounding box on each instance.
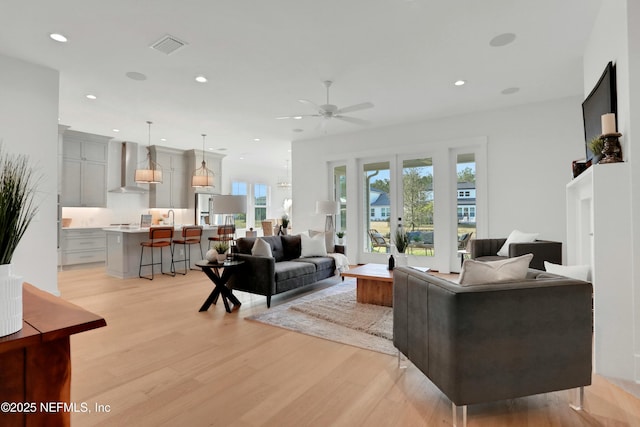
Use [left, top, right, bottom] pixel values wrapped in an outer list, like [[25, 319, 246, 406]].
[[134, 168, 162, 184], [316, 200, 339, 215], [211, 195, 247, 214]]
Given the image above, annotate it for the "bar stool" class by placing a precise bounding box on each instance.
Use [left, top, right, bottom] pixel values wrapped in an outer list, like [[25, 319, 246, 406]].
[[208, 224, 235, 249], [172, 226, 204, 274], [139, 226, 175, 280]]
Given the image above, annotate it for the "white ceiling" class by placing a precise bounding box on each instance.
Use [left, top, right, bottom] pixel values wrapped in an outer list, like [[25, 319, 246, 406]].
[[0, 0, 601, 169]]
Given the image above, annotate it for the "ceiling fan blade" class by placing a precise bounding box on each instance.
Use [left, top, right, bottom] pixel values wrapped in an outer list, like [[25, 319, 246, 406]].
[[335, 115, 370, 125], [275, 114, 321, 120], [299, 99, 325, 112], [336, 102, 374, 114]]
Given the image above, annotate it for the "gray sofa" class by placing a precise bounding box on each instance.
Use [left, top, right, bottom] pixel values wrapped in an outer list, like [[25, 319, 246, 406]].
[[470, 238, 562, 270], [392, 266, 592, 420], [227, 235, 339, 307]]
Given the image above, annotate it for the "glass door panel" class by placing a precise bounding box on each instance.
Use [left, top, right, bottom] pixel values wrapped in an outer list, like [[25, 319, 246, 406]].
[[333, 165, 347, 232], [363, 161, 391, 253], [401, 158, 434, 257], [456, 153, 476, 252]]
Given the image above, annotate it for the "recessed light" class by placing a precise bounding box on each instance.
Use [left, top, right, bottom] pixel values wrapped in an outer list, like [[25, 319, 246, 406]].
[[293, 116, 303, 120], [253, 138, 260, 142], [126, 71, 147, 81], [501, 87, 520, 95], [490, 33, 516, 47], [160, 138, 167, 142], [85, 94, 97, 100], [195, 75, 208, 83], [112, 128, 120, 132], [239, 156, 245, 160], [49, 33, 68, 43], [292, 128, 304, 133], [218, 148, 227, 151], [454, 80, 466, 86]]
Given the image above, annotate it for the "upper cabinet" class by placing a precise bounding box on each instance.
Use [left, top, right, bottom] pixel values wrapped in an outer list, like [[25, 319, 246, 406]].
[[148, 146, 188, 208], [61, 130, 110, 207]]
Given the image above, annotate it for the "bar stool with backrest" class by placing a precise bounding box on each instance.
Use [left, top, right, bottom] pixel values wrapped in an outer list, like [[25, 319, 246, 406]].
[[208, 224, 235, 248], [139, 226, 175, 280], [172, 225, 204, 274]]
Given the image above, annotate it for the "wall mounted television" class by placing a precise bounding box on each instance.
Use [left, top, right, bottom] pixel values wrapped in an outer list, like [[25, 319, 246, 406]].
[[582, 61, 617, 162]]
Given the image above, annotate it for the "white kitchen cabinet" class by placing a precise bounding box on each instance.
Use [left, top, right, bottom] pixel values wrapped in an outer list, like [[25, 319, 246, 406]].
[[149, 146, 188, 208], [61, 228, 106, 266], [61, 130, 110, 207]]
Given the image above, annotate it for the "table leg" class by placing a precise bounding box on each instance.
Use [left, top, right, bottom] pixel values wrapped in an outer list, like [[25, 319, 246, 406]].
[[199, 266, 241, 313]]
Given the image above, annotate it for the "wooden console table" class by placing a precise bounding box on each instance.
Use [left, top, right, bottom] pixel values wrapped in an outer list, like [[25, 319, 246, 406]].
[[0, 283, 106, 427]]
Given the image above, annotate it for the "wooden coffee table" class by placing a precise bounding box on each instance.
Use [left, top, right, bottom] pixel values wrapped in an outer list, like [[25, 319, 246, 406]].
[[341, 263, 394, 307]]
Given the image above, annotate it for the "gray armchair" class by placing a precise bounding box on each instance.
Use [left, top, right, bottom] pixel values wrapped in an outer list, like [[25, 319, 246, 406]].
[[470, 238, 562, 270]]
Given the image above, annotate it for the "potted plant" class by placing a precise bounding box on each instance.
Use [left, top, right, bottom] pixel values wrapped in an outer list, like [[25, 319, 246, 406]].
[[393, 229, 410, 266], [336, 231, 345, 244], [280, 214, 290, 235], [213, 242, 229, 262], [589, 136, 605, 164], [0, 146, 39, 337]]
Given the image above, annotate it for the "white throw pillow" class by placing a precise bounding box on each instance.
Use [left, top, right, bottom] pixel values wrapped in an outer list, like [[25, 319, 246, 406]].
[[459, 253, 534, 286], [497, 230, 539, 257], [251, 238, 273, 257], [300, 232, 328, 257], [309, 229, 334, 253], [544, 261, 590, 281]]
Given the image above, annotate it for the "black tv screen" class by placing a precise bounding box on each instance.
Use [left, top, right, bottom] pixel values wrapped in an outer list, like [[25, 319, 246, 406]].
[[582, 61, 617, 162]]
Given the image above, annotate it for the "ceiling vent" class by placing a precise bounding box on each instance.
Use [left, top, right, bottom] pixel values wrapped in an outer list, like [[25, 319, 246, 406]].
[[150, 34, 188, 55]]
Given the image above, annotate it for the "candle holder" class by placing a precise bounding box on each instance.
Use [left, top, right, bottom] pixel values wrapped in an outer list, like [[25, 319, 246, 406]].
[[599, 132, 623, 164]]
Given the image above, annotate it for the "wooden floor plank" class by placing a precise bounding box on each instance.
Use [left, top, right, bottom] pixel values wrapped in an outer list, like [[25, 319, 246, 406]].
[[58, 266, 640, 426]]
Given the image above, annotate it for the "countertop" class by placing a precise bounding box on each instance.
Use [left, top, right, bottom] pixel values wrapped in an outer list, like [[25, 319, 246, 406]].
[[102, 225, 216, 233]]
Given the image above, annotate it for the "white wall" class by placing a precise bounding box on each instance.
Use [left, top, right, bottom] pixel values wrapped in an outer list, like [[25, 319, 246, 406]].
[[292, 96, 584, 269], [582, 0, 640, 383], [0, 54, 59, 295]]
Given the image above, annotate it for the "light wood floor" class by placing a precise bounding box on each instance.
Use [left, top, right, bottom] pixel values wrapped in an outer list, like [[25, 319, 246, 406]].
[[59, 266, 640, 426]]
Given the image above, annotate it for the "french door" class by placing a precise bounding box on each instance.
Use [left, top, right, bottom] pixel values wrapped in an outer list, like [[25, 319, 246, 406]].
[[362, 155, 435, 266]]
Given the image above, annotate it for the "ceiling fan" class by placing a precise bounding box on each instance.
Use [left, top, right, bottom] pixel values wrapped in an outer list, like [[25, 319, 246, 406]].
[[276, 80, 374, 125]]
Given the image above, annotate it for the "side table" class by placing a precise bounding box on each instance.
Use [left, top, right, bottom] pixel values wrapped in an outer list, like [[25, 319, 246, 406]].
[[195, 259, 245, 313]]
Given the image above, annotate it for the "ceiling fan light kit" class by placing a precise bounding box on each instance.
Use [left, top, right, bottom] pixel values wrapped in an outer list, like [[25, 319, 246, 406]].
[[277, 80, 374, 126]]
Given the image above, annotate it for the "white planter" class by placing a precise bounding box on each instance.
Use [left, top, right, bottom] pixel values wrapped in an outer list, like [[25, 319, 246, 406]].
[[0, 264, 23, 337], [396, 253, 408, 267], [216, 253, 227, 263]]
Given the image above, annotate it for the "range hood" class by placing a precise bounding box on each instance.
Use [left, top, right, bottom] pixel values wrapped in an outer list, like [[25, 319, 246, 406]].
[[109, 142, 149, 194]]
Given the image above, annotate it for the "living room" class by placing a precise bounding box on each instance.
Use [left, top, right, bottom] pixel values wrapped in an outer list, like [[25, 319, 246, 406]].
[[2, 1, 640, 425]]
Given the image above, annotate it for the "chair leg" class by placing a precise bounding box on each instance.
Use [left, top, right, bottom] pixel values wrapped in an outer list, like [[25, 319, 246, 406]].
[[452, 403, 467, 427], [190, 242, 203, 270], [569, 386, 584, 411], [162, 246, 175, 277]]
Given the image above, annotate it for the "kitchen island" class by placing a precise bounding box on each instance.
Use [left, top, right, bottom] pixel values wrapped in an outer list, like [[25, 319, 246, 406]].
[[104, 226, 218, 279]]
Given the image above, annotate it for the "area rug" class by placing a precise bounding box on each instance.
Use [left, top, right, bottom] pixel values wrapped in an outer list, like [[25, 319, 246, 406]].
[[245, 280, 396, 355]]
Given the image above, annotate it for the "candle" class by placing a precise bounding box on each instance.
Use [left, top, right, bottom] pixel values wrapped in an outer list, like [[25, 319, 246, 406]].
[[601, 113, 616, 134]]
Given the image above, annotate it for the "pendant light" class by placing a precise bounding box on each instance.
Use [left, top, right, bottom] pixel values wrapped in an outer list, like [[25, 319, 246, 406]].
[[135, 121, 163, 184], [191, 133, 215, 187], [277, 160, 292, 189]]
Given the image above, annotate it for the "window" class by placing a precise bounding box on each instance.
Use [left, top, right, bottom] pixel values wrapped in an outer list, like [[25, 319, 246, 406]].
[[254, 183, 268, 226], [456, 153, 476, 250], [230, 181, 247, 228]]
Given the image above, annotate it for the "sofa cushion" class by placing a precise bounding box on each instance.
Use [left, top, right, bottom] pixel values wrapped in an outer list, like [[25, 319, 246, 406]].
[[300, 233, 327, 257], [309, 230, 334, 253], [237, 236, 284, 261], [544, 261, 590, 281], [293, 257, 335, 273], [275, 260, 315, 282], [251, 237, 273, 257], [497, 230, 539, 257], [281, 234, 302, 260], [459, 253, 533, 286]]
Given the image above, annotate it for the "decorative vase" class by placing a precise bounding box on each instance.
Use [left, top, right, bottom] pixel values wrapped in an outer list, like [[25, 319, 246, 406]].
[[205, 249, 217, 263], [0, 264, 23, 337], [396, 253, 408, 267], [216, 253, 227, 263], [338, 237, 343, 245]]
